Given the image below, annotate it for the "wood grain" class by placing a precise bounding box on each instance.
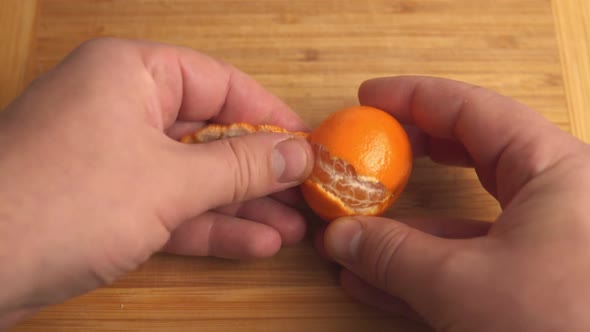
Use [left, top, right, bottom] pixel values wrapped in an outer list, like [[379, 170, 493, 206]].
[[6, 0, 575, 331], [553, 0, 590, 143], [0, 0, 37, 110]]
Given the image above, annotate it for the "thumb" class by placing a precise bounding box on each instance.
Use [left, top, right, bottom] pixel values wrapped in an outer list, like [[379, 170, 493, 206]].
[[172, 132, 313, 216], [324, 216, 465, 310]]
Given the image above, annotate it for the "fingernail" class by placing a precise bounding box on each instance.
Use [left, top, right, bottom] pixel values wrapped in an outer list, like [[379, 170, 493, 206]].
[[273, 138, 310, 183], [325, 218, 363, 264]]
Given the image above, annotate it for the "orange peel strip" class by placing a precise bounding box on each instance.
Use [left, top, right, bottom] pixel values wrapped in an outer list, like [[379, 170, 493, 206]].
[[180, 123, 309, 144]]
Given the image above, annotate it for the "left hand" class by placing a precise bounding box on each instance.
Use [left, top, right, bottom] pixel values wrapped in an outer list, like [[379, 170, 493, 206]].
[[0, 38, 313, 326], [318, 76, 590, 331]]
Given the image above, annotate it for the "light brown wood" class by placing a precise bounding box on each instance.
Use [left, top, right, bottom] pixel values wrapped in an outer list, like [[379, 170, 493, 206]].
[[3, 0, 578, 331], [0, 0, 37, 110], [553, 0, 590, 143]]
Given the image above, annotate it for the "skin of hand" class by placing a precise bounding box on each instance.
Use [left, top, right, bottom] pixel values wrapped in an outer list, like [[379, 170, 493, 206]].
[[318, 76, 590, 331], [0, 38, 313, 328]]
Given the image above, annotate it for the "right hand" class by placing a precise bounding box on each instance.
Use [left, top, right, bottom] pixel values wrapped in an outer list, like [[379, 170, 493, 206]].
[[320, 76, 590, 331]]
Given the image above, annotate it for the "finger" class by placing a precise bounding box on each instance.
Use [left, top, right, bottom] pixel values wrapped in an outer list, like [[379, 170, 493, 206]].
[[314, 226, 331, 261], [315, 217, 490, 261], [130, 39, 309, 131], [269, 188, 304, 207], [402, 125, 428, 158], [400, 217, 491, 238], [427, 137, 474, 167], [359, 76, 575, 204], [404, 125, 474, 167], [163, 211, 282, 259], [215, 197, 307, 245], [340, 269, 423, 321], [324, 216, 473, 313], [49, 38, 308, 132], [165, 121, 206, 140], [161, 133, 313, 226]]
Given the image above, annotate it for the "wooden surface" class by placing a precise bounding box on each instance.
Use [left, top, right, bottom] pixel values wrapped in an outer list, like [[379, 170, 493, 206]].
[[0, 0, 37, 110], [0, 0, 586, 331], [553, 0, 590, 143]]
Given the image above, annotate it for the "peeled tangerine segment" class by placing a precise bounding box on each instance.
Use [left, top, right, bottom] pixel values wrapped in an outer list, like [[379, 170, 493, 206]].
[[310, 144, 389, 213], [180, 123, 308, 144]]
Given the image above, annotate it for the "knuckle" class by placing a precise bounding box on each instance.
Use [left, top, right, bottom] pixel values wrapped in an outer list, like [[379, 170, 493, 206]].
[[222, 138, 256, 203], [64, 37, 131, 73], [429, 243, 484, 300], [76, 37, 122, 55], [70, 38, 139, 71]]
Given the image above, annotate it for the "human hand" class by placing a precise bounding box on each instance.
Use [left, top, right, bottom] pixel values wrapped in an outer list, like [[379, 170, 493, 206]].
[[0, 38, 312, 326], [319, 76, 590, 331]]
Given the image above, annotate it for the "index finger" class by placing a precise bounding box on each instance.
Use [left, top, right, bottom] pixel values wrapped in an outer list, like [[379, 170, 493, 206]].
[[358, 76, 574, 204], [118, 38, 309, 131]]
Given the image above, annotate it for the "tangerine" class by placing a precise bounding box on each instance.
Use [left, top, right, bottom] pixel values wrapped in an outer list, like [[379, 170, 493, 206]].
[[301, 105, 412, 221], [179, 106, 412, 222]]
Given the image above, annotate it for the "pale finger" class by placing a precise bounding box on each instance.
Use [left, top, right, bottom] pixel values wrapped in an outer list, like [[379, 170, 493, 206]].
[[359, 76, 574, 204], [407, 125, 474, 167], [131, 39, 309, 131], [399, 217, 491, 238], [215, 197, 307, 245], [165, 121, 206, 140], [315, 217, 491, 261], [270, 188, 304, 207], [164, 212, 282, 259]]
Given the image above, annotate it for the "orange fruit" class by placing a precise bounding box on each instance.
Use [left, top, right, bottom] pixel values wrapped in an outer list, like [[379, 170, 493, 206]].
[[301, 106, 412, 221], [179, 106, 412, 222]]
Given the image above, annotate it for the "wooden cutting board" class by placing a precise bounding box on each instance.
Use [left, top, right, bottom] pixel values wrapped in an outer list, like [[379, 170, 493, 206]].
[[2, 1, 588, 331]]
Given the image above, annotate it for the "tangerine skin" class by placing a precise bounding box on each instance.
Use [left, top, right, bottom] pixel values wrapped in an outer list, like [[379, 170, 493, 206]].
[[301, 179, 355, 222], [301, 105, 413, 222]]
